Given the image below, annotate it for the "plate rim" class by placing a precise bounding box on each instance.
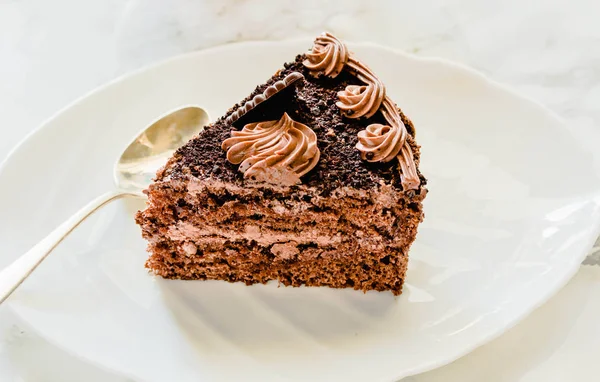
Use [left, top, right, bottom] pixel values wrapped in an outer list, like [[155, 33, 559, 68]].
[[2, 38, 598, 381]]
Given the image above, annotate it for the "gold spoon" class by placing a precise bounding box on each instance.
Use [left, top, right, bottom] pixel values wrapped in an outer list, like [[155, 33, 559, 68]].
[[0, 106, 209, 303]]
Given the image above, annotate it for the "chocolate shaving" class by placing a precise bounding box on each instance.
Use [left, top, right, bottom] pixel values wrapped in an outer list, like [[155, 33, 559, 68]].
[[226, 72, 304, 126]]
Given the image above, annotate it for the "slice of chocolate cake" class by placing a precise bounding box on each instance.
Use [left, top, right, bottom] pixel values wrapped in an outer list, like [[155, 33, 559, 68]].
[[136, 33, 427, 295]]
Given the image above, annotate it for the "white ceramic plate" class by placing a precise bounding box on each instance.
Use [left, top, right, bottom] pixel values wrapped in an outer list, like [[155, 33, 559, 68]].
[[2, 40, 600, 382]]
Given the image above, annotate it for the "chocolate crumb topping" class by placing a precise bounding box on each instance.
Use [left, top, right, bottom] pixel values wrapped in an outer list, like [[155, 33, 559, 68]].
[[162, 55, 426, 194]]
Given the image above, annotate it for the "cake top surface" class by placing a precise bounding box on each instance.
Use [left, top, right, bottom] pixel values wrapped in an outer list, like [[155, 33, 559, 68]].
[[159, 33, 426, 195]]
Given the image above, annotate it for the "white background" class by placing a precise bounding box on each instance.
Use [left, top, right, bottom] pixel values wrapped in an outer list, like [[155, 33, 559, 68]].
[[1, 1, 600, 380]]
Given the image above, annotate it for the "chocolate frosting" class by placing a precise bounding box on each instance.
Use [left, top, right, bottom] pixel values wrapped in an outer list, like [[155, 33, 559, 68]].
[[336, 58, 386, 119], [357, 100, 419, 190], [222, 112, 320, 186], [303, 32, 349, 78], [304, 32, 420, 191]]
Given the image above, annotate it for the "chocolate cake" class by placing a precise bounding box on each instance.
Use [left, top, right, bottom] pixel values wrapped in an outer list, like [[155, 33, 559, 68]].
[[136, 33, 427, 295]]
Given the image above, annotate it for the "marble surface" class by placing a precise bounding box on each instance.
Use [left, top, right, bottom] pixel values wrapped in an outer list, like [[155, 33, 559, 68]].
[[1, 0, 600, 380]]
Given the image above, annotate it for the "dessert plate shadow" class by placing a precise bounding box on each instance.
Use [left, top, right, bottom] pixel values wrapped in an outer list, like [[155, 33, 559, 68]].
[[2, 40, 600, 382]]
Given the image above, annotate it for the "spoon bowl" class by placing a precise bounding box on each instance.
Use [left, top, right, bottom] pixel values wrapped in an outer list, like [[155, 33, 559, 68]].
[[116, 106, 208, 193], [0, 106, 209, 303]]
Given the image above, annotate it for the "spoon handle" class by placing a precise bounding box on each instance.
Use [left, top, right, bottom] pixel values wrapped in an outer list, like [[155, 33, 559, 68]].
[[0, 190, 133, 304]]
